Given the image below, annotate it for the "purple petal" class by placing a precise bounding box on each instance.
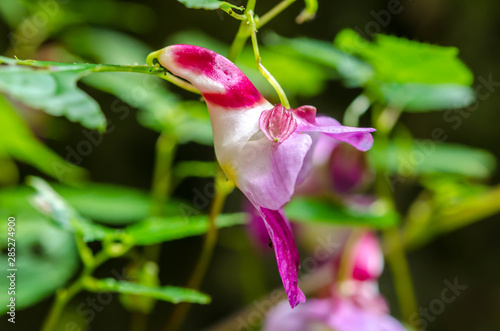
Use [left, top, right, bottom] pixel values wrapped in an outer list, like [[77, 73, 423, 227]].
[[327, 297, 406, 331], [245, 200, 272, 251], [255, 206, 306, 308], [299, 116, 376, 152], [293, 105, 317, 124], [329, 143, 371, 194], [239, 132, 312, 211], [263, 299, 331, 331]]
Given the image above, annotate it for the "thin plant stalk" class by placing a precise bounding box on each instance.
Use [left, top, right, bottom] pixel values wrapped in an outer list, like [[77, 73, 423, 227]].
[[373, 106, 421, 328], [247, 11, 291, 109], [228, 0, 298, 61], [163, 170, 234, 331]]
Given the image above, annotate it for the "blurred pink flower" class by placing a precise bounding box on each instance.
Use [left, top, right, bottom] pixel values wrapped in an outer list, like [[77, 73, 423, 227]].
[[263, 232, 405, 331]]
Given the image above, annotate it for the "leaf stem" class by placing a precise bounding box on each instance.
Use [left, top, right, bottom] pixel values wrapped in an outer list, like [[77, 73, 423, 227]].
[[163, 170, 234, 331], [8, 57, 201, 95]]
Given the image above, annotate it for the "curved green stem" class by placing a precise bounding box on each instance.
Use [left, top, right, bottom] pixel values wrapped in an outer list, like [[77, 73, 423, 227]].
[[220, 3, 246, 20], [247, 11, 290, 109]]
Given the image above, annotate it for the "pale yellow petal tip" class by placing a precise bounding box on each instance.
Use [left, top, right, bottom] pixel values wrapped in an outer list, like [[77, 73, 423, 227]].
[[146, 49, 164, 67], [221, 164, 238, 187]]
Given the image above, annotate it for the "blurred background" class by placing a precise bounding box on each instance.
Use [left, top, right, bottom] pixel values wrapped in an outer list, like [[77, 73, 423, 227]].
[[0, 0, 499, 330]]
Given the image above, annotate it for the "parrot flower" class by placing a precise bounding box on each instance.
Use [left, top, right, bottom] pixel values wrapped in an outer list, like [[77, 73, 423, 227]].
[[148, 45, 375, 307], [263, 232, 406, 331]]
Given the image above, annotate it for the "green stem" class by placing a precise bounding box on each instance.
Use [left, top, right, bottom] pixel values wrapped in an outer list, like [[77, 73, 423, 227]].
[[227, 0, 297, 62], [150, 131, 177, 220], [12, 56, 201, 95], [128, 132, 177, 331], [40, 246, 116, 331], [228, 23, 250, 62], [383, 227, 419, 326], [372, 105, 420, 328], [228, 0, 256, 61], [40, 280, 84, 331], [145, 130, 177, 268], [163, 170, 234, 331], [258, 0, 297, 27], [220, 3, 246, 20], [247, 11, 291, 109], [343, 94, 371, 127]]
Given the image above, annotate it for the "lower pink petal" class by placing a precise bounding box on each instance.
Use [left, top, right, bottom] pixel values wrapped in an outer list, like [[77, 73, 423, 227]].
[[255, 206, 306, 308]]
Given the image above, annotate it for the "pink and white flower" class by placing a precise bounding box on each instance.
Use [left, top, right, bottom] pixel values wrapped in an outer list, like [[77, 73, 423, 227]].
[[150, 45, 375, 307]]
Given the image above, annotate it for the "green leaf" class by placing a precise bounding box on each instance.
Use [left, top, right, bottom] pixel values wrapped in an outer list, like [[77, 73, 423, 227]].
[[334, 29, 475, 111], [27, 177, 117, 242], [378, 82, 475, 112], [62, 27, 151, 65], [0, 215, 79, 312], [0, 183, 178, 225], [285, 197, 398, 229], [54, 183, 179, 225], [28, 177, 246, 243], [85, 278, 210, 304], [404, 177, 500, 249], [0, 96, 87, 182], [334, 29, 473, 85], [0, 59, 105, 130], [264, 33, 373, 88], [369, 141, 496, 179], [177, 0, 230, 10], [119, 261, 160, 313], [0, 55, 172, 131], [124, 213, 247, 245]]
